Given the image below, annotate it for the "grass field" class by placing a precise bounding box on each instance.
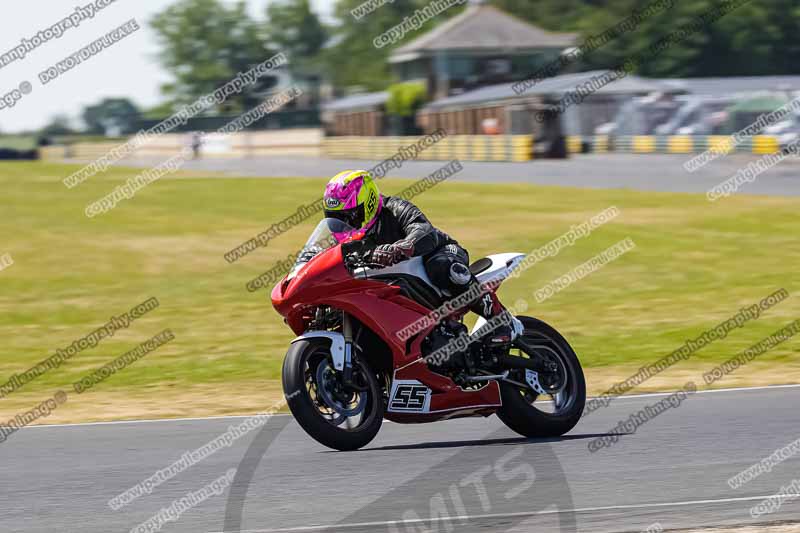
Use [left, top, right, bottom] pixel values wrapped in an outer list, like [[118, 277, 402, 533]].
[[1, 161, 798, 423]]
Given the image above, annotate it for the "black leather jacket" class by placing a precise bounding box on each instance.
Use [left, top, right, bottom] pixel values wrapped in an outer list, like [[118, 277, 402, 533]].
[[364, 196, 457, 257]]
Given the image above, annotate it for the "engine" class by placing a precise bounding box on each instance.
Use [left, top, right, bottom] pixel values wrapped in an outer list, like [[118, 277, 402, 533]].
[[422, 320, 474, 376]]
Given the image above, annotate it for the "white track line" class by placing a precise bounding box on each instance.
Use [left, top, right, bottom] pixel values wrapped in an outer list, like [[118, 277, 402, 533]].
[[16, 412, 293, 430], [587, 383, 800, 403], [18, 382, 800, 430], [206, 494, 796, 533]]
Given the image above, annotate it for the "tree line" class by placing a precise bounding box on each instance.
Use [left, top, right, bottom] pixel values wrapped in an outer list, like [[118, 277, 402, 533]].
[[40, 0, 800, 135]]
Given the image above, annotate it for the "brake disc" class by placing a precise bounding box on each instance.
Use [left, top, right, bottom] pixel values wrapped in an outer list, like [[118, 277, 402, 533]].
[[315, 360, 366, 420]]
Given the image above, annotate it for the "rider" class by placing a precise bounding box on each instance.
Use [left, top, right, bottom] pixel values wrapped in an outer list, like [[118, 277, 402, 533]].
[[322, 169, 513, 347]]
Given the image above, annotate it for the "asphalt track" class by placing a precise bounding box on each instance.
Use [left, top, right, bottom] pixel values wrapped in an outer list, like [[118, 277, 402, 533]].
[[104, 153, 800, 196], [4, 385, 800, 532]]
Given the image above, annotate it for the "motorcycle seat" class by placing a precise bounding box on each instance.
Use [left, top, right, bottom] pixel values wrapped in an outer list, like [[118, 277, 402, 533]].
[[468, 257, 493, 276]]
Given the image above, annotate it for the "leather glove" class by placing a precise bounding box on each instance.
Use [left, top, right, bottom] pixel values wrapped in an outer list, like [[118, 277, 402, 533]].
[[371, 241, 413, 267]]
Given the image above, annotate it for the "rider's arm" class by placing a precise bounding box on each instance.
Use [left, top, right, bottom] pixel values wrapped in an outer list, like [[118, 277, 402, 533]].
[[385, 197, 445, 257]]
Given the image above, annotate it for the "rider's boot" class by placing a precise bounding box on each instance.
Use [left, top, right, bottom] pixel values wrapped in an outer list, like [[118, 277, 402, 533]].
[[469, 290, 519, 349]]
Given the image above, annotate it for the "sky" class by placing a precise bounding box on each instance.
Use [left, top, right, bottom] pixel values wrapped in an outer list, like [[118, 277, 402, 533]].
[[0, 0, 334, 133]]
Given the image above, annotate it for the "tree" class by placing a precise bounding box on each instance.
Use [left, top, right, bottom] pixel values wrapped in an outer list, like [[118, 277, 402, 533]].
[[150, 0, 276, 112], [324, 0, 432, 91], [82, 98, 140, 135], [40, 115, 75, 136], [386, 81, 427, 117], [581, 0, 800, 78], [264, 0, 328, 61], [142, 102, 178, 120], [690, 0, 800, 77], [490, 0, 800, 79], [491, 0, 594, 30], [148, 0, 800, 106]]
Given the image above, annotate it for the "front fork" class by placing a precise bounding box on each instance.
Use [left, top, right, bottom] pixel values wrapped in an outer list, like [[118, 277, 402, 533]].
[[292, 313, 362, 390], [342, 312, 355, 384]]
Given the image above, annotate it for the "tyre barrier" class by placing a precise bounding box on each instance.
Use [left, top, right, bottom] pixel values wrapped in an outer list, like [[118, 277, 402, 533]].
[[566, 135, 783, 155], [323, 135, 534, 162]]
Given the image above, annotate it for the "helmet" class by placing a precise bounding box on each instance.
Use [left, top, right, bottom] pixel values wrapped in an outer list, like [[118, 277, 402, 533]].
[[323, 170, 383, 242]]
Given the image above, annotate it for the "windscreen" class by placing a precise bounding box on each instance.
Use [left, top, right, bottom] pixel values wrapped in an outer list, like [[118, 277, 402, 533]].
[[287, 218, 354, 277]]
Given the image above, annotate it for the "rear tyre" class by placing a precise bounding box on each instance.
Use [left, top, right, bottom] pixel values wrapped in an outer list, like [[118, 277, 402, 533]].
[[497, 316, 585, 438], [282, 339, 383, 451]]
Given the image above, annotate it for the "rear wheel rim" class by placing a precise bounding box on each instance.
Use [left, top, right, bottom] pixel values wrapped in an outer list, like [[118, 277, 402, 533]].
[[510, 327, 578, 416]]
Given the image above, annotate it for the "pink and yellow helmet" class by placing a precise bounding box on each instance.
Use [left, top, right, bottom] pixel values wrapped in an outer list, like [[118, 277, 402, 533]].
[[323, 170, 383, 242]]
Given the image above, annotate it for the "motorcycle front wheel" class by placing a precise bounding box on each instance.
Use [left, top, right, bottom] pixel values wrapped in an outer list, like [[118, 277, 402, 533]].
[[282, 338, 383, 451]]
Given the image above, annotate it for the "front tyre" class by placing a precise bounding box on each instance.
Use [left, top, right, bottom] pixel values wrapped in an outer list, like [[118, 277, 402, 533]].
[[497, 316, 586, 438], [282, 339, 383, 451]]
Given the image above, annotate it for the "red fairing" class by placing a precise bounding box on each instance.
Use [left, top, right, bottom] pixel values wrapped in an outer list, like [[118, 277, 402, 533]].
[[384, 360, 501, 424], [272, 245, 350, 335], [272, 246, 429, 347], [272, 243, 502, 421]]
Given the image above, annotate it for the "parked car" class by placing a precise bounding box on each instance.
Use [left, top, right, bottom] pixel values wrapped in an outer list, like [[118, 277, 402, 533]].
[[654, 96, 737, 135]]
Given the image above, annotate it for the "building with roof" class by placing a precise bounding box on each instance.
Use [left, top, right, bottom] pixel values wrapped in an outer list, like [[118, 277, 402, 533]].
[[322, 0, 578, 137], [321, 92, 388, 136], [418, 70, 681, 143], [323, 4, 800, 144], [659, 76, 800, 97], [389, 0, 577, 100]]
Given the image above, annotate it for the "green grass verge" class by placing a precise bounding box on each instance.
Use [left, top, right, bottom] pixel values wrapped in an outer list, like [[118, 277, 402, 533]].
[[0, 135, 37, 151], [0, 161, 798, 420]]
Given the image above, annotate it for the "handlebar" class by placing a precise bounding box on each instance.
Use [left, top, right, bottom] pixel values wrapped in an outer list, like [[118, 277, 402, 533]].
[[343, 244, 391, 273], [344, 252, 381, 271]]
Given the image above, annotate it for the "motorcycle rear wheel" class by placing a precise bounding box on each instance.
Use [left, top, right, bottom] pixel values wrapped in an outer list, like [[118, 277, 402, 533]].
[[497, 316, 586, 438], [282, 338, 383, 451]]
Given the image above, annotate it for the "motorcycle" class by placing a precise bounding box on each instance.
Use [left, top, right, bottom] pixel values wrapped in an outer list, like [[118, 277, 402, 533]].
[[272, 218, 586, 451]]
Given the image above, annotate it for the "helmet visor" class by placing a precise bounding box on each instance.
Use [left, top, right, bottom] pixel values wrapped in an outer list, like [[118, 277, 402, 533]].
[[324, 203, 365, 229]]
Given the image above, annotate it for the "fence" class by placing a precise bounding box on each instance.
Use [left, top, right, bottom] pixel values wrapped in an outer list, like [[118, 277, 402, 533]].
[[37, 132, 789, 163], [40, 129, 324, 161]]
